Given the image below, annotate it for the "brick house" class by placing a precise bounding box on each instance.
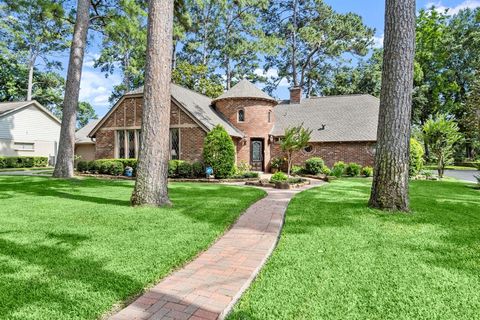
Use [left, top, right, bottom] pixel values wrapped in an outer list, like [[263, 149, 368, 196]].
[[88, 80, 379, 171]]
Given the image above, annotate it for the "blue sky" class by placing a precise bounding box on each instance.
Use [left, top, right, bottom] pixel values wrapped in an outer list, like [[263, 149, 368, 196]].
[[52, 0, 480, 117]]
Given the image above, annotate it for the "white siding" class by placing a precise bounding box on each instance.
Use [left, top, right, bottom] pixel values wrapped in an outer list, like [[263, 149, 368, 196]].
[[0, 105, 61, 158]]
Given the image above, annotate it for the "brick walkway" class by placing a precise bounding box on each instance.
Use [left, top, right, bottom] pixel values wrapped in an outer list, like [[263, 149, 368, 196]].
[[110, 180, 322, 320]]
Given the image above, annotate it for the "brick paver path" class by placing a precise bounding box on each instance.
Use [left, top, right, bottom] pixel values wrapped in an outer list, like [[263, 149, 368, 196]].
[[110, 180, 322, 320]]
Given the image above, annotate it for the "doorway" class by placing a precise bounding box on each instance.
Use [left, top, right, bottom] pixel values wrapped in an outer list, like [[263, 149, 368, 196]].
[[250, 138, 264, 171]]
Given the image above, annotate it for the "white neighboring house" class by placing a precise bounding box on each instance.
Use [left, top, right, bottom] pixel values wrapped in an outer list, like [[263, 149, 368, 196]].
[[0, 101, 61, 165]]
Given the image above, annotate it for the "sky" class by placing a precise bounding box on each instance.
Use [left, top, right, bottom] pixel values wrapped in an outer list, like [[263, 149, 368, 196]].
[[49, 0, 480, 118]]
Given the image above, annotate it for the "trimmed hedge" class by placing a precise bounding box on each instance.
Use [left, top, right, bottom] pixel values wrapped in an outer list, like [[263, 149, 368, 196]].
[[77, 159, 206, 179], [0, 156, 48, 169]]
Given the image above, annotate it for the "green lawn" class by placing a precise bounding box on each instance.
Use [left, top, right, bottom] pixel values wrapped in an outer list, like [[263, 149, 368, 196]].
[[229, 179, 480, 320], [0, 176, 265, 320], [0, 167, 54, 172]]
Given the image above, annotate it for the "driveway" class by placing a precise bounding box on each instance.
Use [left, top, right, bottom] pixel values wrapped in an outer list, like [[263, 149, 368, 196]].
[[442, 170, 478, 183]]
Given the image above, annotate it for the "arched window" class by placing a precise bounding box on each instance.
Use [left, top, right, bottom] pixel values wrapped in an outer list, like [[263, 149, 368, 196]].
[[238, 109, 245, 122]]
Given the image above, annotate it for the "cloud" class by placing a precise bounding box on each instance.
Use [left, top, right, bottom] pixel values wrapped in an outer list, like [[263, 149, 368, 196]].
[[84, 53, 101, 68], [425, 0, 480, 14], [79, 70, 121, 112], [254, 68, 290, 87], [373, 34, 384, 49]]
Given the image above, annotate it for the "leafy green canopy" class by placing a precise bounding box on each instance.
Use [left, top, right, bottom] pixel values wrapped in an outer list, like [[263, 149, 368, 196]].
[[422, 114, 462, 178], [281, 125, 312, 176], [203, 125, 236, 179]]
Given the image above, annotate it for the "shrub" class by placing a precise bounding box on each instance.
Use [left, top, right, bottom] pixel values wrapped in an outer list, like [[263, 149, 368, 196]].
[[110, 162, 124, 176], [77, 161, 89, 173], [242, 171, 259, 178], [203, 125, 236, 179], [331, 161, 346, 177], [474, 162, 480, 171], [0, 156, 48, 169], [362, 166, 373, 177], [192, 162, 204, 178], [270, 157, 284, 169], [322, 166, 332, 176], [305, 157, 325, 175], [287, 177, 304, 184], [345, 163, 362, 177], [89, 160, 99, 173], [177, 161, 193, 178], [236, 161, 251, 175], [270, 171, 288, 183], [168, 160, 181, 177], [409, 138, 424, 177], [291, 165, 304, 176]]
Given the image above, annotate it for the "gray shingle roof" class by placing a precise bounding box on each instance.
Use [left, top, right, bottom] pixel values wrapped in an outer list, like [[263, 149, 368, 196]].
[[0, 101, 31, 116], [122, 84, 244, 138], [76, 119, 100, 144], [213, 79, 276, 103], [271, 94, 379, 142]]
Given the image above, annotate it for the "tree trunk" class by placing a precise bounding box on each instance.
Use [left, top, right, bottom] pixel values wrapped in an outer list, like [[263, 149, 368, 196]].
[[291, 0, 299, 87], [131, 0, 174, 207], [53, 0, 90, 178], [27, 60, 34, 101], [369, 0, 416, 212]]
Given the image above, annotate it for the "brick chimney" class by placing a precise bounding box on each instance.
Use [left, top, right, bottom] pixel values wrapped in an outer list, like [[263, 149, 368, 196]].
[[290, 86, 302, 104]]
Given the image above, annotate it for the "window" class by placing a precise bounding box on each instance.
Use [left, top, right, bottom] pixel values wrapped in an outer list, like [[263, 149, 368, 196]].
[[303, 145, 314, 154], [268, 110, 272, 123], [170, 128, 180, 160], [238, 109, 245, 122], [14, 142, 34, 151], [116, 128, 179, 159]]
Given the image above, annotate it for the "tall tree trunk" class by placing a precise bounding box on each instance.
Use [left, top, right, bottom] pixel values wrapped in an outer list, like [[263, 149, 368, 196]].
[[53, 0, 90, 178], [291, 0, 299, 87], [27, 60, 34, 101], [131, 0, 174, 207], [369, 0, 416, 212]]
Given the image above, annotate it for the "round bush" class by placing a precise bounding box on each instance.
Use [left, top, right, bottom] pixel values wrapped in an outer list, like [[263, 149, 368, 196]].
[[203, 125, 236, 179], [322, 166, 332, 176], [110, 162, 124, 176], [270, 171, 288, 183], [305, 157, 325, 175], [361, 166, 373, 177], [345, 163, 362, 177], [331, 161, 346, 177], [409, 138, 424, 177], [177, 161, 193, 178], [77, 161, 89, 173]]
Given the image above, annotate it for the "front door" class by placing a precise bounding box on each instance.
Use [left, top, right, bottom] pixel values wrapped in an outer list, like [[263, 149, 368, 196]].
[[250, 139, 264, 171]]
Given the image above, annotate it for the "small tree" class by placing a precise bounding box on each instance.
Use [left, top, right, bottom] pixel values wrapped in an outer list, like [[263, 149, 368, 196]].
[[281, 125, 312, 176], [423, 114, 462, 178], [203, 125, 236, 179], [409, 138, 424, 177]]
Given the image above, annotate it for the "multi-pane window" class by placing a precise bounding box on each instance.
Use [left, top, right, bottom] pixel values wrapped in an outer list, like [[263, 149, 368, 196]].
[[116, 128, 180, 160], [238, 109, 245, 122], [170, 128, 180, 160], [14, 142, 35, 151], [117, 129, 139, 159]]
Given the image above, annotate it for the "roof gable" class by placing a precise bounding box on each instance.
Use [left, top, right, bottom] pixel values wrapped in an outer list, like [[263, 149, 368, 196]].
[[89, 84, 243, 138], [0, 100, 61, 124]]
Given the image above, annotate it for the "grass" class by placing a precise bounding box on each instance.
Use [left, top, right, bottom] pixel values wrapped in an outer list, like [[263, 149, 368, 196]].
[[0, 176, 265, 320], [424, 165, 478, 171], [0, 167, 53, 172], [229, 178, 480, 320]]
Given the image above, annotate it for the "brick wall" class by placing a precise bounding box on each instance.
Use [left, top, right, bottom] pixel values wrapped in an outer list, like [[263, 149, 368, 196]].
[[94, 96, 206, 161], [215, 98, 276, 170], [270, 141, 376, 168]]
